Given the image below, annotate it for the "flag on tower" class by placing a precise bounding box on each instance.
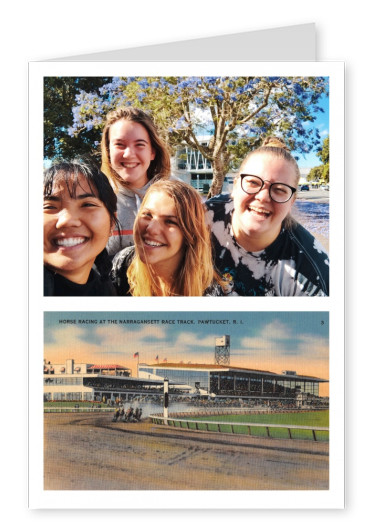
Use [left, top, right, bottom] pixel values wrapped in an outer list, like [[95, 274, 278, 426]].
[[155, 355, 159, 361], [133, 352, 139, 359]]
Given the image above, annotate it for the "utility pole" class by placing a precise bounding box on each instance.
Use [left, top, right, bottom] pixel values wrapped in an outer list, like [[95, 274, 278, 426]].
[[163, 378, 169, 425]]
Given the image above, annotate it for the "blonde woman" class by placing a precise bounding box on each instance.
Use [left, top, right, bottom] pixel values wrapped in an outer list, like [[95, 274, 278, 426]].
[[101, 106, 171, 256], [206, 137, 329, 296], [111, 180, 223, 296]]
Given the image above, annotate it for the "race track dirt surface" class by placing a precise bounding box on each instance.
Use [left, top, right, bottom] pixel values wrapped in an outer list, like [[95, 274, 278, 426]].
[[44, 413, 329, 490]]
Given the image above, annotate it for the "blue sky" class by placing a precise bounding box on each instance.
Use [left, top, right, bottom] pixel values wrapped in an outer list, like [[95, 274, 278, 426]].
[[195, 88, 329, 171], [44, 311, 329, 389], [295, 93, 329, 170]]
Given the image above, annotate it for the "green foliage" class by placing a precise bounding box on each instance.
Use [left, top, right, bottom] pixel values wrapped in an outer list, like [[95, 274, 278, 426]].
[[317, 136, 329, 165], [307, 165, 324, 182], [45, 76, 328, 196], [44, 77, 111, 161], [307, 136, 329, 183]]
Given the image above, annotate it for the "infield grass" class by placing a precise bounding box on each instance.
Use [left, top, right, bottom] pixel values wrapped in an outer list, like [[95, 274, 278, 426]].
[[172, 410, 329, 441]]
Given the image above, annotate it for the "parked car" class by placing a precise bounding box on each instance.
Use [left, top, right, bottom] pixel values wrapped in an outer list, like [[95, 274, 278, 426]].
[[300, 184, 310, 191]]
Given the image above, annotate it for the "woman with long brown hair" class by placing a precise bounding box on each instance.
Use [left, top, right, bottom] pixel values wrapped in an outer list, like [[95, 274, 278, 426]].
[[101, 106, 171, 257]]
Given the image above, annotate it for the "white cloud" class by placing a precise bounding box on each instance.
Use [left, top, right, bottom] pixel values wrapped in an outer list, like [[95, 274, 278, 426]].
[[241, 320, 291, 349], [294, 334, 328, 361], [260, 321, 291, 340], [95, 324, 166, 346], [49, 325, 88, 348], [47, 323, 170, 361], [92, 324, 169, 361], [174, 332, 214, 348], [239, 322, 328, 361], [146, 332, 215, 361]]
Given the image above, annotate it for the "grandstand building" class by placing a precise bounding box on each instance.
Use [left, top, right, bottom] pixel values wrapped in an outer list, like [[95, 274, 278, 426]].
[[138, 363, 327, 399], [43, 359, 328, 405], [43, 359, 166, 403]]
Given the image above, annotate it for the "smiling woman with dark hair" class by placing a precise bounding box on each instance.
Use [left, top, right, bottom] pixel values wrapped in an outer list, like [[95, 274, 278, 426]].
[[43, 158, 119, 296], [206, 137, 329, 297]]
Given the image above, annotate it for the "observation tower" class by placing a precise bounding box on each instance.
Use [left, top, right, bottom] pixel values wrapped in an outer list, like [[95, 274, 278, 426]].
[[215, 335, 230, 365]]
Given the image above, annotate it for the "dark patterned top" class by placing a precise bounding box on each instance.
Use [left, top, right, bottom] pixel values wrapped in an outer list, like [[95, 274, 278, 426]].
[[205, 194, 329, 297]]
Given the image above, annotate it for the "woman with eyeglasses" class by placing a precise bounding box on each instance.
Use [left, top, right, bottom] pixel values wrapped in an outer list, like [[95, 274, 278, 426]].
[[206, 137, 329, 296]]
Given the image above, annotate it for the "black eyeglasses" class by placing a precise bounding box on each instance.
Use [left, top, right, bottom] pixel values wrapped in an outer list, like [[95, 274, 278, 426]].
[[240, 174, 296, 203]]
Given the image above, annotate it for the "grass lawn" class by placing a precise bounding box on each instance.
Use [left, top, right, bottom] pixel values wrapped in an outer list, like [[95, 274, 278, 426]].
[[172, 410, 329, 441]]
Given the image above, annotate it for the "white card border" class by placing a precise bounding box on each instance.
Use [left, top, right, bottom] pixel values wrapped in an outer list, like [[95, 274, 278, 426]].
[[29, 61, 344, 509]]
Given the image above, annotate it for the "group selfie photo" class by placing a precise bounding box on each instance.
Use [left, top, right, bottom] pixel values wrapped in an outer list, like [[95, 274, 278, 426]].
[[43, 75, 330, 297]]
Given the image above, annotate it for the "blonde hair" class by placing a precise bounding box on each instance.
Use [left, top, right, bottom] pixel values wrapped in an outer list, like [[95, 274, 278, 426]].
[[238, 136, 300, 189], [127, 180, 219, 296], [100, 107, 171, 191]]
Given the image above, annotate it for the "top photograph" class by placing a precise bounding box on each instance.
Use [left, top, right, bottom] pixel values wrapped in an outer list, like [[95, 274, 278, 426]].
[[43, 75, 330, 297]]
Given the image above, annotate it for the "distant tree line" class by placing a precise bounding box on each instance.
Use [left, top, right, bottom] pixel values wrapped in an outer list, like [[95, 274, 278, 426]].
[[307, 136, 329, 183]]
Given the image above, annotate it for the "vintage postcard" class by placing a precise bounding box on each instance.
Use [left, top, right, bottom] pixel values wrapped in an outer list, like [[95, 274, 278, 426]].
[[28, 61, 344, 509], [43, 311, 329, 491]]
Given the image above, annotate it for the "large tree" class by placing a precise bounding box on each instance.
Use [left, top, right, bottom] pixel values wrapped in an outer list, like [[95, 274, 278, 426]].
[[51, 76, 328, 197], [44, 77, 111, 161]]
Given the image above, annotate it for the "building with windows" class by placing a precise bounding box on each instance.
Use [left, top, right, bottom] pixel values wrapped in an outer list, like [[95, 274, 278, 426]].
[[43, 359, 165, 403], [43, 359, 328, 405], [172, 137, 235, 194], [172, 140, 313, 195], [139, 363, 327, 400]]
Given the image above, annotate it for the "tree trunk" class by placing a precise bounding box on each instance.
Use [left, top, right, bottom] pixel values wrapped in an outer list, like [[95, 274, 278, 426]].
[[207, 152, 228, 199]]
